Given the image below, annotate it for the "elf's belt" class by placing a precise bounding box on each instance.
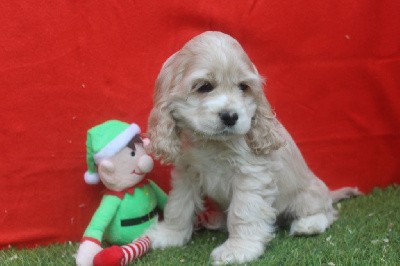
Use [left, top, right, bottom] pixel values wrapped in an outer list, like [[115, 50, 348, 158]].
[[121, 207, 158, 227]]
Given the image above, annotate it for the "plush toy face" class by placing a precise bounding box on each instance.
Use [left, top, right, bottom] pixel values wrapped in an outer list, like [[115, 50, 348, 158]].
[[98, 140, 154, 191]]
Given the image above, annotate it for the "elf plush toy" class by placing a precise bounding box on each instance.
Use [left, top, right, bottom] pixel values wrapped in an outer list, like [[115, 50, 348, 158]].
[[76, 120, 168, 266]]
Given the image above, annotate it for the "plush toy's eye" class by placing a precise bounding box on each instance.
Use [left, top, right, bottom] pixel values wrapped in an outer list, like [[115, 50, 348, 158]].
[[239, 83, 250, 92], [197, 82, 214, 93], [131, 151, 136, 157]]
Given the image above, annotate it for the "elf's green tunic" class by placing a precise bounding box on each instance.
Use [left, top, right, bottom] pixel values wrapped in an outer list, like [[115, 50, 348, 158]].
[[83, 180, 167, 245]]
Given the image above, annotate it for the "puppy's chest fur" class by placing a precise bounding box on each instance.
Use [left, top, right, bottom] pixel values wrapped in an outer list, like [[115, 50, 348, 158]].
[[181, 142, 239, 210]]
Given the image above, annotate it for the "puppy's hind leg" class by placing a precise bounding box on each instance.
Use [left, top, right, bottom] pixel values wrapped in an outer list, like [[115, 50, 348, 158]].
[[290, 212, 334, 235], [289, 184, 362, 236], [288, 180, 337, 236]]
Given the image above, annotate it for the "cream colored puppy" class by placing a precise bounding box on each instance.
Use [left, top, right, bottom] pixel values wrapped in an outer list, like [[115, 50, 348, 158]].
[[146, 31, 360, 264]]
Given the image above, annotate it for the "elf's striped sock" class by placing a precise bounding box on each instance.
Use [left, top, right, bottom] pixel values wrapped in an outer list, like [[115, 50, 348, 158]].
[[121, 236, 151, 265], [93, 236, 151, 266]]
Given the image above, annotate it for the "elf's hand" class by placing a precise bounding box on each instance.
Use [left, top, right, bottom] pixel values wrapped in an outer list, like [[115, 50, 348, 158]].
[[195, 210, 226, 231], [76, 239, 103, 266]]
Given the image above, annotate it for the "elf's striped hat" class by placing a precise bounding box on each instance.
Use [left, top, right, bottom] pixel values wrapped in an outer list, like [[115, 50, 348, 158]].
[[84, 120, 140, 184]]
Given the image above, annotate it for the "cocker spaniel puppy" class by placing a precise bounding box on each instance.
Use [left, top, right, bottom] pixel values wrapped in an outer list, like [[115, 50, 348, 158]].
[[146, 31, 360, 264]]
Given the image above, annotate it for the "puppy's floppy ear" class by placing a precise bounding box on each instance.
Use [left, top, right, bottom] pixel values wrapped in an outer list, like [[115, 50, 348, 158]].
[[245, 75, 284, 155], [148, 53, 182, 164]]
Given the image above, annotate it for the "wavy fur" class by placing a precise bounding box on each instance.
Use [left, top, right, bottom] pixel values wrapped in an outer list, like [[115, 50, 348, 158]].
[[146, 31, 360, 265]]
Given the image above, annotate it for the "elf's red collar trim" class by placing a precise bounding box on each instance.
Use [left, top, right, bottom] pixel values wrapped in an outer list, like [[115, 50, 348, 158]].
[[103, 179, 149, 199]]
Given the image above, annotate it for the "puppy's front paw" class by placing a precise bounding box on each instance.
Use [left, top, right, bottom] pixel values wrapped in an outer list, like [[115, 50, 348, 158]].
[[146, 221, 192, 249], [211, 238, 264, 265]]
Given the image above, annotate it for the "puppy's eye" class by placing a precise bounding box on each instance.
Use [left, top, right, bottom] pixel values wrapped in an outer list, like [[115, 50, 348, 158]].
[[239, 83, 250, 92], [197, 82, 214, 93], [131, 151, 135, 157]]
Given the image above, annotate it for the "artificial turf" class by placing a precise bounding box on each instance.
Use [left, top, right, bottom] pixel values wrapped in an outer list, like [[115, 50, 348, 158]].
[[1, 185, 399, 265]]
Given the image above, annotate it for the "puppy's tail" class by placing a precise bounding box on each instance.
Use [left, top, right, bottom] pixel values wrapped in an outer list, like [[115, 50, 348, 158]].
[[330, 187, 363, 203]]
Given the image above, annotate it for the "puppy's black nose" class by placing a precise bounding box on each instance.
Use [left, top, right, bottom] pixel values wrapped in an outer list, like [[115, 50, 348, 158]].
[[219, 111, 238, 127]]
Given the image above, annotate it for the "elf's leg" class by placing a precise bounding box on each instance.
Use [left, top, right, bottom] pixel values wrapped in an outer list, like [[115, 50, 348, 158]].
[[93, 236, 150, 266], [93, 210, 225, 266]]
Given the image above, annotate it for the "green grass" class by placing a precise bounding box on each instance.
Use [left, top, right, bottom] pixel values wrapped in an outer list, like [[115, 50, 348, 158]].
[[1, 186, 399, 265]]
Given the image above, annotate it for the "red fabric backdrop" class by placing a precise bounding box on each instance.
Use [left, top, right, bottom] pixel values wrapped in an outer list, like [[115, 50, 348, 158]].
[[1, 1, 399, 249]]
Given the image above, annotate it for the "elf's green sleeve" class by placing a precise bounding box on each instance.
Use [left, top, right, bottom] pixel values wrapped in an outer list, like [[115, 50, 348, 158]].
[[83, 195, 121, 242], [149, 180, 168, 210]]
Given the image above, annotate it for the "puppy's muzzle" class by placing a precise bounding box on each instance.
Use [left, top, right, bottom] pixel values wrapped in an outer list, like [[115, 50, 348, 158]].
[[219, 111, 239, 127]]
